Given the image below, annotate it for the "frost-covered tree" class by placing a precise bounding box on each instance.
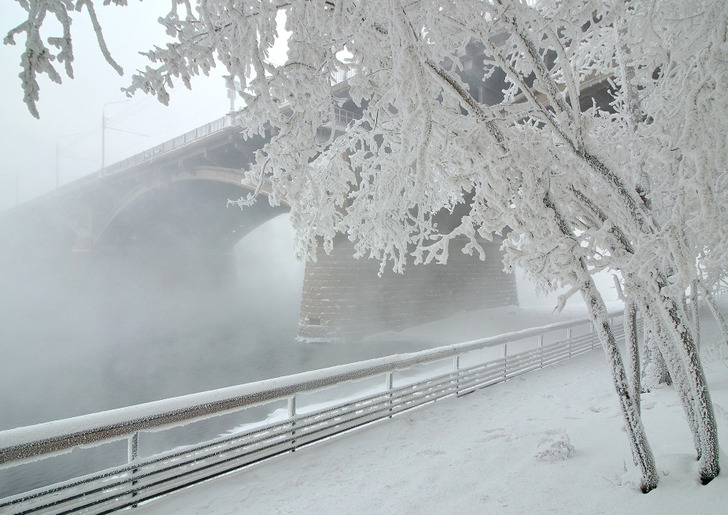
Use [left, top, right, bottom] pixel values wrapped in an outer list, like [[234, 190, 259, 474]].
[[4, 0, 126, 119], [7, 0, 728, 492]]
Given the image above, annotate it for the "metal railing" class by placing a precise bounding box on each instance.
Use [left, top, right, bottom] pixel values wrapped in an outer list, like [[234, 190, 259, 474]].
[[0, 312, 625, 513], [100, 103, 357, 180], [331, 68, 355, 85], [15, 70, 358, 204], [100, 115, 234, 178], [98, 68, 356, 179]]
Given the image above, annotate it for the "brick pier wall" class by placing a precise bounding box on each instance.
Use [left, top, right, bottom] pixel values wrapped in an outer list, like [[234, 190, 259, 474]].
[[298, 234, 518, 341]]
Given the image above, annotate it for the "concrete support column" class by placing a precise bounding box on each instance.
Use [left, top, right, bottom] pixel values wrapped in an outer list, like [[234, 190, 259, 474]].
[[298, 234, 518, 342]]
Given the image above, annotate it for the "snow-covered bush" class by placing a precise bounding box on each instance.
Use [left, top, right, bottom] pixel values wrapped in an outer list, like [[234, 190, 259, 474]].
[[535, 429, 575, 462]]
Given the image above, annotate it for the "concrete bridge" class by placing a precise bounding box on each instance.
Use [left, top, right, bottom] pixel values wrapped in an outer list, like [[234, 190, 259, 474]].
[[0, 87, 518, 342]]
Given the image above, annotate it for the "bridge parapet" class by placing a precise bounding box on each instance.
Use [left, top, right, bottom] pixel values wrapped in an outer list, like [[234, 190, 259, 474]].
[[101, 116, 234, 178]]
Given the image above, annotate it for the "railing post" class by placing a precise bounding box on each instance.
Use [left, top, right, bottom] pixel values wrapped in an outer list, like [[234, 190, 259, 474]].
[[127, 432, 139, 463], [503, 343, 508, 379], [288, 395, 297, 452], [386, 371, 394, 416], [127, 432, 139, 502], [567, 327, 573, 358], [538, 334, 544, 367], [453, 355, 460, 396]]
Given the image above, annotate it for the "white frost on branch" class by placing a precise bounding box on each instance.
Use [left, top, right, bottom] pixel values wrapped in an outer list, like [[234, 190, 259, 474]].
[[4, 0, 125, 118], [8, 0, 728, 489]]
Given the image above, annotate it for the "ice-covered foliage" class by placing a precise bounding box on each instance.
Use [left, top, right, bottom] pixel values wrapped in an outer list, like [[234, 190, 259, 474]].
[[7, 0, 727, 491], [4, 0, 126, 118]]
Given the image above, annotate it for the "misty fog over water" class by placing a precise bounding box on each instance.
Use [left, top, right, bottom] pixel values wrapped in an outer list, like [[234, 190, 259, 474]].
[[0, 214, 445, 433], [0, 206, 590, 498], [0, 213, 469, 497], [0, 214, 288, 429]]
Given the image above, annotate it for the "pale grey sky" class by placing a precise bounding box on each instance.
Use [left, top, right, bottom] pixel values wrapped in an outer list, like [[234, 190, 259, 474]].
[[0, 2, 231, 211]]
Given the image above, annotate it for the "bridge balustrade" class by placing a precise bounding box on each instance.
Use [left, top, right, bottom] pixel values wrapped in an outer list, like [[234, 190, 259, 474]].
[[100, 103, 357, 179], [0, 312, 627, 513], [101, 116, 235, 177], [99, 67, 355, 179], [331, 68, 355, 85]]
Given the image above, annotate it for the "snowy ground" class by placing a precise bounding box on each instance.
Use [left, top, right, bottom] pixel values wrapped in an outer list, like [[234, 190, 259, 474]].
[[135, 301, 728, 514]]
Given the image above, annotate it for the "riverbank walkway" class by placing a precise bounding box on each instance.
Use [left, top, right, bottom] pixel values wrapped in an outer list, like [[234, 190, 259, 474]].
[[136, 306, 728, 514]]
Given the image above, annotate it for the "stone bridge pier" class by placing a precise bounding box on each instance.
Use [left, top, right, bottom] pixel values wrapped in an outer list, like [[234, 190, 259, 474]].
[[298, 234, 517, 341]]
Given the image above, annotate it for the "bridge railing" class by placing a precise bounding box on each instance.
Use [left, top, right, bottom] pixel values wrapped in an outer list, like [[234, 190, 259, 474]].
[[0, 312, 625, 513], [99, 68, 356, 179], [331, 68, 355, 85], [100, 103, 357, 179], [101, 115, 234, 178]]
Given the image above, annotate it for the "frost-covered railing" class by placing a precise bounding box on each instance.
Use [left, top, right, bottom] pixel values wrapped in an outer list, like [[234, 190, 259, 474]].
[[19, 70, 357, 206], [99, 104, 357, 179], [100, 115, 234, 178], [99, 69, 355, 178], [0, 312, 626, 513], [331, 68, 355, 85]]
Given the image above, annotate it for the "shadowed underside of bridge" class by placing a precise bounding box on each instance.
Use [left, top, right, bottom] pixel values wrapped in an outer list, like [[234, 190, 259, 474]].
[[98, 180, 277, 250], [0, 169, 286, 290], [94, 178, 287, 289]]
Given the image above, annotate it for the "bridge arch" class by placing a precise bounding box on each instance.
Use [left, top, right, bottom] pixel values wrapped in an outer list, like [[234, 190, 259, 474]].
[[92, 166, 287, 251]]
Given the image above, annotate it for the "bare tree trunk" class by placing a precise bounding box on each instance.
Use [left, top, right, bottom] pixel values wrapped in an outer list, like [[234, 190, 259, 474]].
[[543, 192, 657, 492], [640, 304, 701, 459], [640, 293, 721, 481], [681, 293, 690, 329], [698, 280, 728, 345], [582, 280, 658, 492], [561, 162, 718, 483], [641, 317, 672, 390], [625, 301, 641, 414], [691, 280, 701, 351], [658, 294, 720, 484]]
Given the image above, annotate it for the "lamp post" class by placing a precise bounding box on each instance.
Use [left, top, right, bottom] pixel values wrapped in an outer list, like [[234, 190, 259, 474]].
[[101, 100, 149, 170], [56, 133, 81, 189], [101, 100, 129, 169]]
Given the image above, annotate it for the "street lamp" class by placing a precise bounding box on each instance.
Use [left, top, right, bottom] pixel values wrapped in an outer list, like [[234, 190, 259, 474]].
[[56, 133, 81, 189], [101, 100, 149, 169], [101, 99, 130, 169]]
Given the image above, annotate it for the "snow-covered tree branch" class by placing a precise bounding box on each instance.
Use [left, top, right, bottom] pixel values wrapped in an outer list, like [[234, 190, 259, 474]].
[[4, 0, 126, 118], [6, 0, 728, 491]]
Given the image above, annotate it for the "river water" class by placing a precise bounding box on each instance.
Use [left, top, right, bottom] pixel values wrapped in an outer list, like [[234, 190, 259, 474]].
[[0, 215, 443, 498]]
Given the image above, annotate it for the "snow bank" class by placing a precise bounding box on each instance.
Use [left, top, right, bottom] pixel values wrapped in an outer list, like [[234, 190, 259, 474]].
[[133, 303, 728, 514]]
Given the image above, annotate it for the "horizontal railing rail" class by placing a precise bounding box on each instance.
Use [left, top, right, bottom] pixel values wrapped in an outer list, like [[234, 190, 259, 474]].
[[0, 311, 626, 513], [100, 104, 357, 179], [98, 69, 356, 180], [100, 69, 355, 179], [100, 115, 235, 178]]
